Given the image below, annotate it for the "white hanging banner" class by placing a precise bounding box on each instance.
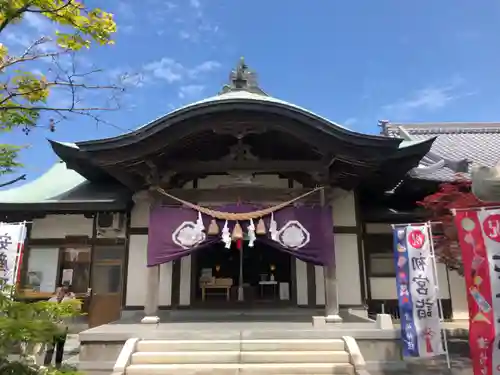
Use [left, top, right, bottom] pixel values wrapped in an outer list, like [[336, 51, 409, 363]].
[[393, 224, 446, 358], [0, 222, 27, 287]]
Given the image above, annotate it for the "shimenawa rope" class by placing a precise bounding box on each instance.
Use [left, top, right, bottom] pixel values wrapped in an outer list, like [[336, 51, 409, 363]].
[[155, 186, 323, 220]]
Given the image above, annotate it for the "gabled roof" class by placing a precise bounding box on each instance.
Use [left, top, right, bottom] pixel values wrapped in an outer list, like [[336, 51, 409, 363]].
[[0, 162, 130, 212], [383, 122, 500, 181]]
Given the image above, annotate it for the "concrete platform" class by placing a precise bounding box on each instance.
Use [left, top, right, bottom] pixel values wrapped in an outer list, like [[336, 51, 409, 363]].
[[76, 309, 472, 375]]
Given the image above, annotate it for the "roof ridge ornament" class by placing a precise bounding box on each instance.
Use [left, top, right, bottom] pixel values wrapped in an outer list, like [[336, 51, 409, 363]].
[[219, 57, 268, 96]]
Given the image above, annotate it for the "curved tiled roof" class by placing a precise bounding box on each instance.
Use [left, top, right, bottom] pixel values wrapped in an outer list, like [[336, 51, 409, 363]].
[[384, 122, 500, 181]]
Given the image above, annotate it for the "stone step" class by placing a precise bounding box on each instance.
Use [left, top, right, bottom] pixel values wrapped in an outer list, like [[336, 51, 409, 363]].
[[131, 351, 240, 364], [136, 339, 345, 352], [242, 351, 350, 363], [125, 363, 355, 375], [131, 350, 349, 364]]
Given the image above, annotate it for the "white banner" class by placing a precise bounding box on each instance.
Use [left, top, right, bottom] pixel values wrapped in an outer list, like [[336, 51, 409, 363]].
[[406, 224, 445, 357], [0, 222, 27, 287]]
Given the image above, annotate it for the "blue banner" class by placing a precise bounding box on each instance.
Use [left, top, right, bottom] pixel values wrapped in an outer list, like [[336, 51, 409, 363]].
[[393, 224, 445, 358], [393, 225, 419, 357]]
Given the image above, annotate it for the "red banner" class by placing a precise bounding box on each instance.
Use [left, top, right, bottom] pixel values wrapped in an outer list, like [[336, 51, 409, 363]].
[[454, 209, 500, 375]]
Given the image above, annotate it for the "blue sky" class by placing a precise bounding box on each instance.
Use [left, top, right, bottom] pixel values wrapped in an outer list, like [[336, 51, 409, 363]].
[[2, 0, 500, 185]]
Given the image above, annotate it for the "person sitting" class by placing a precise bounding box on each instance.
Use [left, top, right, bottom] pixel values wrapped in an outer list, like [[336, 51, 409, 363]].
[[43, 284, 75, 368]]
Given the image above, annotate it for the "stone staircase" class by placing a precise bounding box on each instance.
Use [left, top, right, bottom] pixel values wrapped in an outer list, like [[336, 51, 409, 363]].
[[113, 337, 365, 374]]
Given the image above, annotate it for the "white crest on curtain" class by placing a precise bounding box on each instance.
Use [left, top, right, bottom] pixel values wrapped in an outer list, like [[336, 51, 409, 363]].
[[221, 220, 231, 249], [247, 219, 256, 247], [276, 220, 310, 250], [172, 221, 206, 249], [269, 212, 279, 241]]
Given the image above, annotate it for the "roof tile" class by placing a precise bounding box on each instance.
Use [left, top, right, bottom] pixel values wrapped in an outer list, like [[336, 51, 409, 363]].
[[385, 122, 500, 181]]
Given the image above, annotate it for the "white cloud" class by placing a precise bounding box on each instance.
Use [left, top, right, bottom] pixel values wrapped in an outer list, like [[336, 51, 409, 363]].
[[4, 32, 31, 48], [179, 31, 192, 40], [23, 13, 54, 34], [190, 0, 201, 8], [143, 58, 185, 83], [178, 84, 205, 99], [142, 58, 221, 84], [382, 78, 473, 119]]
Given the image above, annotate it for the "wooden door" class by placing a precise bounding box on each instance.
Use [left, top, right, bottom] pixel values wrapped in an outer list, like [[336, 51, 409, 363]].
[[88, 247, 125, 328]]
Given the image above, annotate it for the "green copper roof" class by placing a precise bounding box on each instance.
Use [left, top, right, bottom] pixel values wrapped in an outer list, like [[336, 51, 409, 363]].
[[0, 162, 86, 203], [0, 162, 130, 211]]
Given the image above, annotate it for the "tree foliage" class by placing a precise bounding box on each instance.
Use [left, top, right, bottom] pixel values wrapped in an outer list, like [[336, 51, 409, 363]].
[[0, 284, 83, 374], [0, 0, 120, 179], [418, 177, 493, 275]]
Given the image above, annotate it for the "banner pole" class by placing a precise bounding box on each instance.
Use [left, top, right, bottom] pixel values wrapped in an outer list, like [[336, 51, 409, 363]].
[[427, 222, 451, 369]]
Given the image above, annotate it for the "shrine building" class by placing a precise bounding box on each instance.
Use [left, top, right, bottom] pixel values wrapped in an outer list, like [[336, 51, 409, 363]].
[[0, 59, 494, 328]]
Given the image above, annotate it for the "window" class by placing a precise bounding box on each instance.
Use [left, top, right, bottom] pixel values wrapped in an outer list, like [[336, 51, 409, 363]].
[[364, 234, 396, 277], [21, 246, 91, 297], [24, 247, 60, 294], [369, 253, 396, 277], [60, 247, 91, 294]]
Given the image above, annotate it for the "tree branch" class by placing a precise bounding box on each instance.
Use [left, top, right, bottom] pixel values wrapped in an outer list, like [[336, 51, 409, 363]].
[[0, 175, 26, 188]]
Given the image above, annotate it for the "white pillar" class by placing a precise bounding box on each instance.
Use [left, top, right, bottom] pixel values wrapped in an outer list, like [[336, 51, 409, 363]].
[[322, 188, 342, 323], [142, 265, 160, 323], [141, 190, 160, 324]]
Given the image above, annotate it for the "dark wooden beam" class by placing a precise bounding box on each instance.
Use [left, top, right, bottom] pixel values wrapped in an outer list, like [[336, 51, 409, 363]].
[[166, 160, 325, 174], [153, 187, 323, 204]]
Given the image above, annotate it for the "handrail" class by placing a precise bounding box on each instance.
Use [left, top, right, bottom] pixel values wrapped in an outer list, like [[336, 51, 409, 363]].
[[112, 337, 139, 374]]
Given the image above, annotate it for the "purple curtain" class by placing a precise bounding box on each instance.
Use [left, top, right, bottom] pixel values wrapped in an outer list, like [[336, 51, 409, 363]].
[[147, 206, 218, 266], [147, 204, 335, 267], [259, 205, 334, 266]]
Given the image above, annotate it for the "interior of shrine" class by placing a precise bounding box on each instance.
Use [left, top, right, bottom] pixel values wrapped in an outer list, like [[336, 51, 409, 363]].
[[193, 239, 292, 305]]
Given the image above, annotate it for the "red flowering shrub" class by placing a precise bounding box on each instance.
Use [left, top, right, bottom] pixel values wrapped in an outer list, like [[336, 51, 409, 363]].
[[418, 176, 494, 275]]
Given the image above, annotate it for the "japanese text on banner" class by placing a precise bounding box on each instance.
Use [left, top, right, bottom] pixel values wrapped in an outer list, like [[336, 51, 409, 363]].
[[0, 223, 26, 287], [393, 224, 444, 358]]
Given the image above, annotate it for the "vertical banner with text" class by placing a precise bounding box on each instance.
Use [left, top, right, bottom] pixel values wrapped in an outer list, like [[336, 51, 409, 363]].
[[0, 222, 27, 288], [454, 209, 500, 375], [393, 224, 445, 358]]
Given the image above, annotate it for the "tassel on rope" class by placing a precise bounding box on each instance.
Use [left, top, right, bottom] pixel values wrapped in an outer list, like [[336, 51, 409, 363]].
[[236, 238, 243, 251], [256, 218, 266, 235], [208, 219, 219, 235], [232, 221, 244, 240]]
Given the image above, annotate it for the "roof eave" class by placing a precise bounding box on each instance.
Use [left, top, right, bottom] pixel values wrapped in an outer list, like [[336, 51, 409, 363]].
[[72, 98, 403, 152]]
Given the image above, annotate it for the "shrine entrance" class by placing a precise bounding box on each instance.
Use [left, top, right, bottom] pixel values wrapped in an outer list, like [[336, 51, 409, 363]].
[[193, 239, 293, 307]]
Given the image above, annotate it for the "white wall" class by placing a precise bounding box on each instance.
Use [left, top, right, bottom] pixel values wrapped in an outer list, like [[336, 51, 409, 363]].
[[179, 255, 191, 306], [126, 234, 172, 307], [314, 189, 363, 306], [296, 259, 308, 305], [31, 214, 93, 238], [365, 222, 451, 301], [335, 234, 362, 305], [448, 271, 468, 320]]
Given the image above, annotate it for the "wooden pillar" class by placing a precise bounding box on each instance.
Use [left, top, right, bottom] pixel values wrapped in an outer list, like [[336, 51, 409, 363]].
[[322, 188, 342, 323], [141, 190, 160, 324]]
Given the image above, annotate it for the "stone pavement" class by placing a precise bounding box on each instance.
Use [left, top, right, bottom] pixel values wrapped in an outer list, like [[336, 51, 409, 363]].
[[7, 334, 80, 366], [367, 357, 472, 375]]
